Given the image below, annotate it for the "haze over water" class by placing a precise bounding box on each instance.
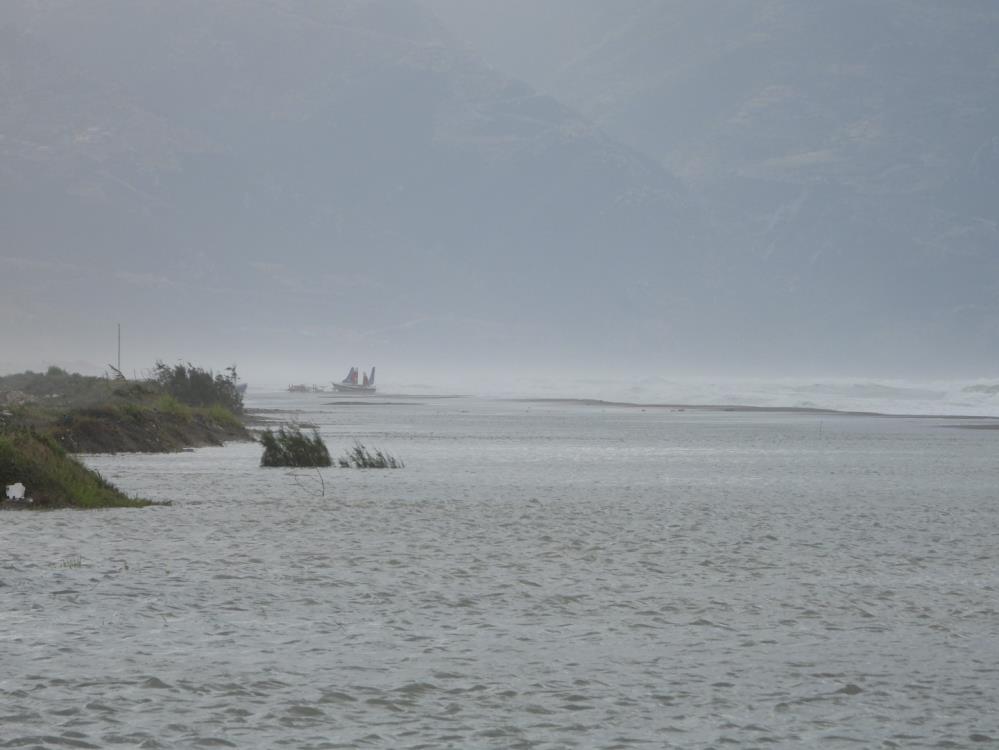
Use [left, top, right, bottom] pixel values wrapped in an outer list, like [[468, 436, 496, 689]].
[[3, 392, 998, 748], [3, 0, 999, 375]]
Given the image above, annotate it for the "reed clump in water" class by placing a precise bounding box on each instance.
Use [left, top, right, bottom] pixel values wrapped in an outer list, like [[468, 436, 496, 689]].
[[259, 426, 332, 467], [338, 442, 404, 469]]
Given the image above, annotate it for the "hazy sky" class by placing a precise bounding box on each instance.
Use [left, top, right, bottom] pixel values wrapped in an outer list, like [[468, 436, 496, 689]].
[[2, 1, 998, 385]]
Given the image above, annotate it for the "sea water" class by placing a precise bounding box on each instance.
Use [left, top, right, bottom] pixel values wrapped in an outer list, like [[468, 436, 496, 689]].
[[2, 393, 998, 748]]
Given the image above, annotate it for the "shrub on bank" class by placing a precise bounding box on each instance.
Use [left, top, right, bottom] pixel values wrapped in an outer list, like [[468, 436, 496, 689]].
[[154, 362, 244, 413], [260, 426, 332, 467]]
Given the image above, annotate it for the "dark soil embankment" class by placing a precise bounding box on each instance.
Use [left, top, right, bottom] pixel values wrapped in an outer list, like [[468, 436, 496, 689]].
[[2, 367, 252, 454], [50, 405, 250, 453]]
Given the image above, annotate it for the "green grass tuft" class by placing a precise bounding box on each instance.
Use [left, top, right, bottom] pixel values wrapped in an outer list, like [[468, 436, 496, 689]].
[[156, 394, 193, 420], [205, 403, 242, 430]]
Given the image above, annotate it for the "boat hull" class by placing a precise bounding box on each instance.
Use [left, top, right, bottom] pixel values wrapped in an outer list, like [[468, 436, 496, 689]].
[[332, 383, 376, 393]]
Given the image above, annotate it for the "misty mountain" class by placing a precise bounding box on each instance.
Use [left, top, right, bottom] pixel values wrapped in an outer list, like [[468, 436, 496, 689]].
[[3, 0, 998, 376], [1, 0, 702, 370], [427, 0, 999, 371]]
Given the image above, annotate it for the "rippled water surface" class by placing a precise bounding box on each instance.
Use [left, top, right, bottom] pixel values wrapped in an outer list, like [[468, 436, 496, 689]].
[[3, 393, 999, 748]]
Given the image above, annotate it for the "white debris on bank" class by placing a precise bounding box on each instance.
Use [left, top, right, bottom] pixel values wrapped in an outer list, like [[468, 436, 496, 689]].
[[5, 482, 32, 504]]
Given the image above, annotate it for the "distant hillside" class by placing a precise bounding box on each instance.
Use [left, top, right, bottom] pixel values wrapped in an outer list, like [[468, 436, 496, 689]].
[[427, 0, 999, 371], [2, 0, 703, 368]]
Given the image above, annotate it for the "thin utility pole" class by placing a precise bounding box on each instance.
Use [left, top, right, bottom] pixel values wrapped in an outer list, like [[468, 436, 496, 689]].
[[117, 323, 121, 372]]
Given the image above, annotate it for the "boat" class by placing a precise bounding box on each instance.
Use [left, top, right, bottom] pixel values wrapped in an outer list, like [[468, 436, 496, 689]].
[[332, 366, 376, 393]]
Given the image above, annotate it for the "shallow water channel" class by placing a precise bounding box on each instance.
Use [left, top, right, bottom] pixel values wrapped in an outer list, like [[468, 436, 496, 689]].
[[3, 393, 999, 748]]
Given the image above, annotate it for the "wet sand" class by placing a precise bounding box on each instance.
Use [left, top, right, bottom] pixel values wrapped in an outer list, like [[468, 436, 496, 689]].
[[511, 397, 999, 421]]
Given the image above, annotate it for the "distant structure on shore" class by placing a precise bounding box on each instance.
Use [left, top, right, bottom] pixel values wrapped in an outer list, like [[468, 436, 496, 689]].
[[287, 384, 328, 393]]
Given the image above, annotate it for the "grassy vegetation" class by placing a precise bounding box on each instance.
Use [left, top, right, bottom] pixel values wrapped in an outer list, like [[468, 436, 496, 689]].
[[206, 403, 243, 430], [338, 442, 404, 469], [1, 367, 250, 454], [0, 366, 124, 411], [156, 394, 194, 419], [0, 429, 151, 508], [260, 426, 332, 467], [0, 364, 251, 509]]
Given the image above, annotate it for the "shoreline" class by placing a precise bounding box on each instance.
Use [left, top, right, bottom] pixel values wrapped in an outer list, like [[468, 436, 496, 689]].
[[508, 398, 999, 422], [2, 368, 253, 508]]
